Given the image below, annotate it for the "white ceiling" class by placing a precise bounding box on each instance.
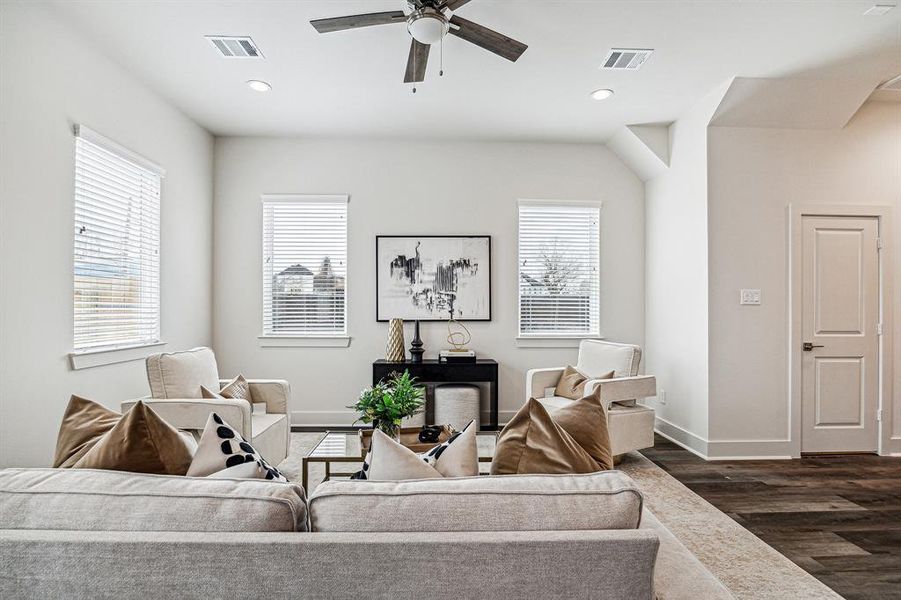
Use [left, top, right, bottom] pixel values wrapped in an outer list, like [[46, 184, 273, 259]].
[[49, 0, 901, 142]]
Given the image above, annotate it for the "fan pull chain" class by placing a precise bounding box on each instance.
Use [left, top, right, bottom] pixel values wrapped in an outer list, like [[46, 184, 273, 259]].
[[412, 47, 418, 94], [440, 37, 444, 77]]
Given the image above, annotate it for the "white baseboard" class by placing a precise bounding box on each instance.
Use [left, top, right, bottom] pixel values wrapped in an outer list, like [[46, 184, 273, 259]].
[[654, 416, 709, 458], [654, 417, 795, 460], [706, 438, 793, 460]]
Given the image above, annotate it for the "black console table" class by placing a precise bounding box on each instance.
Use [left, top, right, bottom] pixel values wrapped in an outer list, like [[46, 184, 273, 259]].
[[372, 359, 499, 431]]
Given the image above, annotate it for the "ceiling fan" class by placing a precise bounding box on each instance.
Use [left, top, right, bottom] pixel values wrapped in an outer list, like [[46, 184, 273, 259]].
[[310, 0, 528, 87]]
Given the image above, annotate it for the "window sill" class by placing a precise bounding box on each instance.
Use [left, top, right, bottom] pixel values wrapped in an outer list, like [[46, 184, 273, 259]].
[[69, 341, 166, 370], [258, 336, 351, 348], [516, 335, 604, 348]]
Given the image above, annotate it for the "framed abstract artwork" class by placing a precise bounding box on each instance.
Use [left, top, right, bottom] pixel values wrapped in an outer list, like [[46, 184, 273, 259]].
[[375, 235, 491, 322]]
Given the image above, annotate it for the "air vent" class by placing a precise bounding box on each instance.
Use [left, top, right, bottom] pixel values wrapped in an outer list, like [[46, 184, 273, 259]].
[[600, 48, 653, 71], [206, 36, 264, 58], [878, 74, 901, 91]]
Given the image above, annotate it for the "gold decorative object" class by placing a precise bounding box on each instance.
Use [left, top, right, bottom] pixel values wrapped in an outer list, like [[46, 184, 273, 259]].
[[446, 319, 472, 352], [386, 318, 406, 362]]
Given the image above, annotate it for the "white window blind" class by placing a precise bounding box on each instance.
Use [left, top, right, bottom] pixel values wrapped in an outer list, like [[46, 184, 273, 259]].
[[73, 126, 163, 352], [518, 201, 601, 336], [262, 195, 348, 336]]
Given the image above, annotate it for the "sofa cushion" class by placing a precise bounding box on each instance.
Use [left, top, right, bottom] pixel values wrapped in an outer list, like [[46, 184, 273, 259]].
[[53, 396, 195, 475], [146, 347, 219, 399], [0, 468, 307, 532], [308, 470, 642, 532], [490, 398, 599, 475], [536, 395, 573, 412], [576, 340, 642, 378]]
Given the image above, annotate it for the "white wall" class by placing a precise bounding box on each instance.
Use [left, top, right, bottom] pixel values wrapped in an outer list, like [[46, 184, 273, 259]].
[[213, 138, 645, 426], [707, 100, 901, 457], [643, 85, 729, 454], [0, 2, 214, 467]]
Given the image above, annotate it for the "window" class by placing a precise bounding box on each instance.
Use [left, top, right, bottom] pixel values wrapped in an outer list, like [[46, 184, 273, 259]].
[[73, 126, 163, 352], [518, 200, 600, 337], [262, 195, 348, 338]]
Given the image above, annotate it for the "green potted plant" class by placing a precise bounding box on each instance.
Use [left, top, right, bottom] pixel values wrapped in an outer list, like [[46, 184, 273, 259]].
[[349, 370, 425, 440]]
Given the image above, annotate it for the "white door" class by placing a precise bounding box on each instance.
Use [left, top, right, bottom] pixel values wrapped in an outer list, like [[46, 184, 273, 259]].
[[801, 216, 880, 453]]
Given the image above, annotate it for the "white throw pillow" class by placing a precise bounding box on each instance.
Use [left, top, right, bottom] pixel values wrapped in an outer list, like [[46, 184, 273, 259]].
[[363, 421, 478, 481], [187, 412, 287, 482]]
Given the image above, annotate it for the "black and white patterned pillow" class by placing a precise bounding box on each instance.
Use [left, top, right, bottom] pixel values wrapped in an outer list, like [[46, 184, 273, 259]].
[[352, 421, 476, 480], [186, 412, 287, 482], [420, 422, 471, 468]]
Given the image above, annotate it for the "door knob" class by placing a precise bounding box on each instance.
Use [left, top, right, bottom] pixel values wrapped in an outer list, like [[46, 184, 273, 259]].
[[803, 342, 825, 351]]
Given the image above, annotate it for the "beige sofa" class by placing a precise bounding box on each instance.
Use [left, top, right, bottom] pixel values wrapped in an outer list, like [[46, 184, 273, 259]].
[[527, 339, 656, 458], [121, 347, 290, 465], [0, 468, 733, 599]]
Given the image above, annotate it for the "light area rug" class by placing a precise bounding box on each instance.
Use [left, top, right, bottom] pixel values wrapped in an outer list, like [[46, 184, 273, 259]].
[[279, 432, 841, 600]]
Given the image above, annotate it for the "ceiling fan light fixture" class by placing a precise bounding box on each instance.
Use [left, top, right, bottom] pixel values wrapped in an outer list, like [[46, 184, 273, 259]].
[[407, 9, 449, 45], [590, 88, 615, 100]]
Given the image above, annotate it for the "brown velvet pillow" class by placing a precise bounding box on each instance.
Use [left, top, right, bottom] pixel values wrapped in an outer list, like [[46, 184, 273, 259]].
[[53, 395, 121, 468], [53, 395, 194, 475], [555, 365, 615, 399], [489, 398, 600, 475], [549, 387, 614, 470]]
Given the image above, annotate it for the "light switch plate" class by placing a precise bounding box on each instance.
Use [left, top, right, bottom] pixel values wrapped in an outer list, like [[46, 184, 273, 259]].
[[740, 289, 761, 305]]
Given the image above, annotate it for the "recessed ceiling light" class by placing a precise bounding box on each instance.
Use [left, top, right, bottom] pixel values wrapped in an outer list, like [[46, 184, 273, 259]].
[[863, 4, 895, 15], [246, 80, 272, 92], [590, 88, 615, 101]]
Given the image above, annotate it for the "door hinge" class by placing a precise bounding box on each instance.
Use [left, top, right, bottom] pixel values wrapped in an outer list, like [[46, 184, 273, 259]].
[[877, 323, 883, 336], [876, 238, 883, 250], [877, 408, 883, 423]]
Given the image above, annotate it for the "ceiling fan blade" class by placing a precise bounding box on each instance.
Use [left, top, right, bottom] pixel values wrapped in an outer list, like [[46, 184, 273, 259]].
[[404, 39, 431, 83], [444, 0, 474, 10], [448, 15, 527, 62], [310, 11, 406, 34]]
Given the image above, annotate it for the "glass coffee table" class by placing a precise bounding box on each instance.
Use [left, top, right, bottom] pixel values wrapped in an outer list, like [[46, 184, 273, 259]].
[[302, 431, 497, 491]]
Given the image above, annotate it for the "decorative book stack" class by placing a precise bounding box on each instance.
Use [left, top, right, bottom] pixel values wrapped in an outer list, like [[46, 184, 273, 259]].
[[438, 349, 477, 363]]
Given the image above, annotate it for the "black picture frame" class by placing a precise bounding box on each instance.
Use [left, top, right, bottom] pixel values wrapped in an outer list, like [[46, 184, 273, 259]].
[[375, 235, 492, 322]]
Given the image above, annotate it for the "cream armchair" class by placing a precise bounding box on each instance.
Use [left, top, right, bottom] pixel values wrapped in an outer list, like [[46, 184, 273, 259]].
[[526, 340, 656, 459], [122, 347, 290, 465]]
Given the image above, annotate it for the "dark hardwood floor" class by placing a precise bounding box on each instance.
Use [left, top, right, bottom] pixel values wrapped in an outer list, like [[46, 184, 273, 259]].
[[640, 435, 901, 600]]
